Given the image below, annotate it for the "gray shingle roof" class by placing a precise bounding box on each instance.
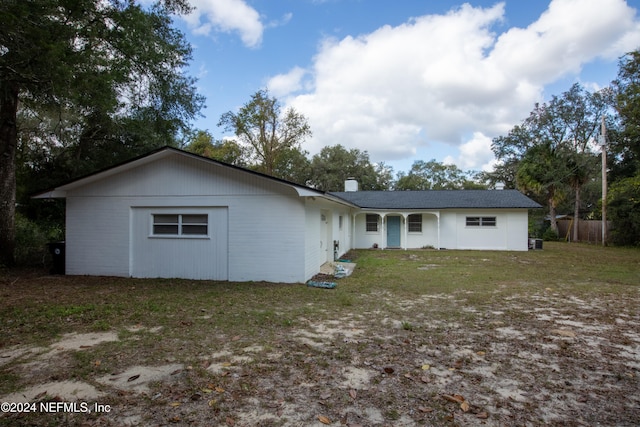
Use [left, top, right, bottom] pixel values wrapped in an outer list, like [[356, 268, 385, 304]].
[[329, 189, 541, 209]]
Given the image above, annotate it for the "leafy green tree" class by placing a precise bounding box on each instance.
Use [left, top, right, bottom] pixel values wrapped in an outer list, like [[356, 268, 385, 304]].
[[307, 144, 390, 191], [516, 143, 569, 234], [612, 49, 640, 180], [492, 83, 608, 237], [218, 90, 311, 177], [605, 49, 640, 245], [395, 159, 481, 190], [607, 173, 640, 246], [185, 130, 248, 166], [1, 0, 202, 266], [272, 147, 311, 185]]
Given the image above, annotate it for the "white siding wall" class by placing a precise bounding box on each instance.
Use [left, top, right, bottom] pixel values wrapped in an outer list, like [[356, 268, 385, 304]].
[[304, 202, 322, 281], [130, 207, 228, 280], [228, 194, 306, 283], [350, 209, 529, 251], [303, 199, 354, 281], [406, 214, 439, 249], [440, 209, 529, 251], [65, 197, 131, 276], [64, 155, 308, 282], [331, 209, 352, 259], [505, 211, 530, 251], [353, 214, 376, 249]]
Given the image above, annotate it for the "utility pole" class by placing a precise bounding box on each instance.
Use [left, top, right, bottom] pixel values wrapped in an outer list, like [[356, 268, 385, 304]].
[[600, 116, 607, 246]]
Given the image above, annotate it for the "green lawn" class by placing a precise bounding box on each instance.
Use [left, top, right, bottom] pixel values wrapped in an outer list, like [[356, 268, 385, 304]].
[[1, 242, 639, 426]]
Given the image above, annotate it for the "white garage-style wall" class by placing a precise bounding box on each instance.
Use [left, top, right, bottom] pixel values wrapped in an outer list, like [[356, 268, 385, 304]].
[[130, 207, 228, 280], [56, 150, 321, 282]]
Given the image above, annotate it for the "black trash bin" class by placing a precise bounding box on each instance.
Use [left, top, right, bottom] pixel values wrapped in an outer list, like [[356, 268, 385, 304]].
[[47, 241, 65, 274]]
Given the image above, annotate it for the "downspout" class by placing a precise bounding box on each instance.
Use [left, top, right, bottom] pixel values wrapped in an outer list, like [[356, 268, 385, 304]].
[[437, 212, 441, 250], [403, 213, 408, 250]]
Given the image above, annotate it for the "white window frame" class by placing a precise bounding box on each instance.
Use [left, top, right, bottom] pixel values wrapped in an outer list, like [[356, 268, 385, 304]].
[[365, 214, 379, 233], [466, 216, 497, 227], [408, 214, 422, 233], [151, 213, 209, 238]]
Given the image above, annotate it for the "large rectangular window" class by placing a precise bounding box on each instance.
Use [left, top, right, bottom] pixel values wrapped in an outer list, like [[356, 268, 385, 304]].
[[408, 214, 422, 232], [153, 214, 208, 236], [366, 214, 379, 232], [466, 216, 496, 227]]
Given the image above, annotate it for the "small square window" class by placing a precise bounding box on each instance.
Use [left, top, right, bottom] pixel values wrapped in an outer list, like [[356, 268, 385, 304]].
[[366, 214, 379, 232], [408, 214, 422, 232], [466, 217, 481, 227], [481, 216, 496, 227]]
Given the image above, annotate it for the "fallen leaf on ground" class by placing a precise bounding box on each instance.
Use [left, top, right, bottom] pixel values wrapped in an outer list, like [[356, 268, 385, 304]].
[[418, 406, 434, 413], [443, 394, 465, 404], [476, 411, 489, 419], [460, 400, 470, 412], [318, 415, 331, 424], [169, 402, 181, 407], [349, 389, 357, 399], [127, 374, 140, 382], [551, 329, 576, 337], [215, 387, 225, 393], [421, 364, 430, 370]]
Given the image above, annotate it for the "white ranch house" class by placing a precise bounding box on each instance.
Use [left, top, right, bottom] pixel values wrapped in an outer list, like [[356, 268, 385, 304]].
[[34, 147, 541, 283]]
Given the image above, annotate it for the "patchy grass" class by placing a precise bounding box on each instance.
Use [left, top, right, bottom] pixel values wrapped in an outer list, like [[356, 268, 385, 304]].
[[1, 242, 639, 426]]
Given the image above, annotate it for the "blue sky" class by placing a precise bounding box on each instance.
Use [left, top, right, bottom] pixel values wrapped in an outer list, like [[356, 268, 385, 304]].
[[169, 0, 640, 175]]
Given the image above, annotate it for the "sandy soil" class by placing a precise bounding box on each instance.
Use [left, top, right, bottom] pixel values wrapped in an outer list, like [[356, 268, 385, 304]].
[[1, 283, 639, 426]]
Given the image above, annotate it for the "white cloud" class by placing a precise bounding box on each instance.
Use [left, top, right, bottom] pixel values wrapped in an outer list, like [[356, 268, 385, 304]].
[[182, 0, 264, 47], [267, 66, 308, 98], [279, 0, 640, 170], [444, 132, 497, 172]]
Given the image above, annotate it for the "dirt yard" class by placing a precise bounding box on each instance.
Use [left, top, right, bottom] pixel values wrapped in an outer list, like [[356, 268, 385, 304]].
[[1, 245, 639, 426]]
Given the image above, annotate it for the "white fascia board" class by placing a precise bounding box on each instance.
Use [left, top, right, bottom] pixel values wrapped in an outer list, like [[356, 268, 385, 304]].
[[32, 189, 67, 199]]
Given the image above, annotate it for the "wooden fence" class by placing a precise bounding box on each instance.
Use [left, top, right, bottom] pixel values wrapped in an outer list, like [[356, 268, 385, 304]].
[[557, 219, 612, 244]]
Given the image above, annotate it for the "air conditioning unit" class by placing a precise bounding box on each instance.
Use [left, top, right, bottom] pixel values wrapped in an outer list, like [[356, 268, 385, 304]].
[[528, 238, 543, 250]]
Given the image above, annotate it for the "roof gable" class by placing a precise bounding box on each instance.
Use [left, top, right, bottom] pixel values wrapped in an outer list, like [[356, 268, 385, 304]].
[[32, 146, 330, 200]]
